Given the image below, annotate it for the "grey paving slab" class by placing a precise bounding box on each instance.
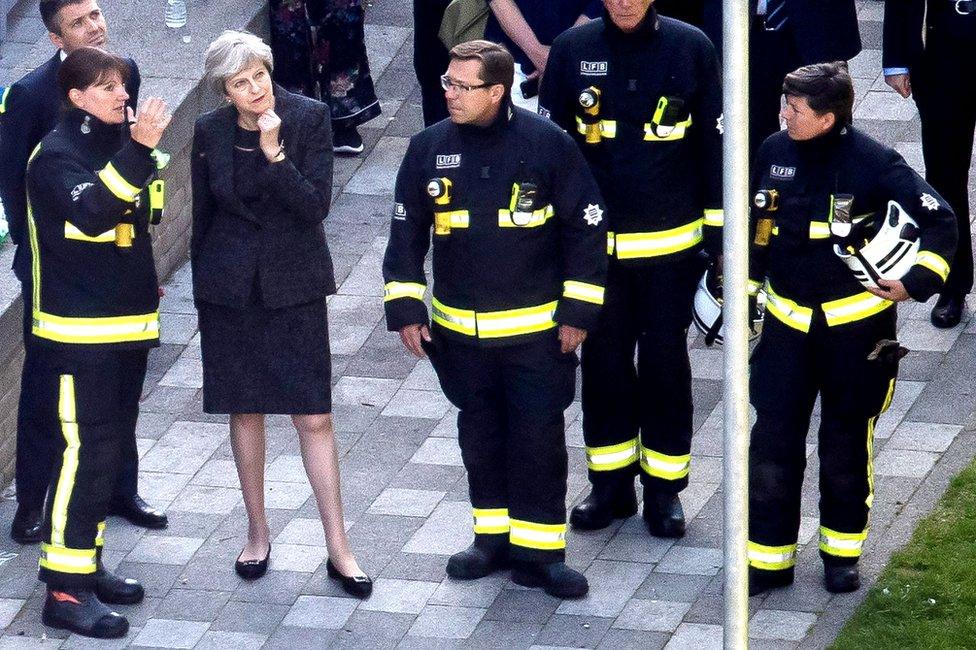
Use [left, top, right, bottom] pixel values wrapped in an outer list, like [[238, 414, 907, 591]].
[[614, 599, 693, 633], [358, 578, 440, 615], [406, 604, 485, 639], [132, 618, 210, 649], [280, 594, 359, 629], [556, 560, 652, 618], [749, 609, 817, 642]]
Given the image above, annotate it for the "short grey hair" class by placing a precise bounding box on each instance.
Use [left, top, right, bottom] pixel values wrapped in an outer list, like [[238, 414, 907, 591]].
[[204, 30, 273, 94]]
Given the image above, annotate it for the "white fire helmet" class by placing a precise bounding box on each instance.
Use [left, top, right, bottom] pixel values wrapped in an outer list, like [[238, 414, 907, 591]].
[[831, 200, 920, 290], [692, 266, 764, 346]]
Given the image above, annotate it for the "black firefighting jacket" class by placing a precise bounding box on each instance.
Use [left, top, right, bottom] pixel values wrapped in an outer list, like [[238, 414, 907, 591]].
[[750, 126, 957, 334], [539, 7, 723, 262], [25, 108, 161, 352], [382, 104, 608, 346]]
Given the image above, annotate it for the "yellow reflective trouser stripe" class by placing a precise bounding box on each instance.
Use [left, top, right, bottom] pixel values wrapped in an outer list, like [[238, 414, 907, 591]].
[[95, 521, 106, 548], [613, 219, 704, 259], [575, 117, 617, 138], [39, 543, 97, 575], [809, 221, 831, 239], [431, 298, 477, 336], [866, 378, 896, 509], [51, 375, 80, 548], [498, 205, 555, 228], [822, 291, 893, 327], [97, 162, 141, 202], [607, 232, 616, 255], [0, 86, 9, 114], [383, 281, 426, 303], [473, 508, 510, 534], [747, 541, 797, 570], [510, 519, 567, 551], [563, 280, 605, 305], [643, 116, 693, 141], [915, 250, 950, 282], [819, 526, 868, 558], [765, 285, 813, 333], [639, 446, 691, 480], [477, 301, 558, 338], [64, 221, 117, 243], [703, 209, 724, 227], [586, 438, 639, 471], [33, 310, 161, 345]]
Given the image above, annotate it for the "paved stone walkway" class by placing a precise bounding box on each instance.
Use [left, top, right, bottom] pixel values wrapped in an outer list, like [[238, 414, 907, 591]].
[[2, 0, 976, 647]]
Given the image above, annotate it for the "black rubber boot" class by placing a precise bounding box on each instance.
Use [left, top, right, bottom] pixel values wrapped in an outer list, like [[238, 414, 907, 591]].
[[446, 536, 510, 580], [569, 477, 638, 530], [511, 561, 589, 599], [41, 589, 129, 639], [748, 566, 795, 596], [95, 565, 144, 605], [824, 563, 860, 593], [10, 504, 43, 545], [642, 489, 686, 538]]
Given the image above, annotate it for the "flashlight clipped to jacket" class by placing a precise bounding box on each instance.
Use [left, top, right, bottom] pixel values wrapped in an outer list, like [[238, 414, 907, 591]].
[[578, 87, 603, 144], [753, 189, 779, 247]]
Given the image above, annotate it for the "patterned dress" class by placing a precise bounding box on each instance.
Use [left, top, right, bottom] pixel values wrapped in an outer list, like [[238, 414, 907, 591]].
[[269, 0, 381, 129]]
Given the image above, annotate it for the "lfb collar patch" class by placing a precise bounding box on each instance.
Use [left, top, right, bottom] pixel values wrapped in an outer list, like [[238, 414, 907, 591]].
[[581, 61, 608, 76], [436, 154, 461, 169], [770, 165, 796, 180]]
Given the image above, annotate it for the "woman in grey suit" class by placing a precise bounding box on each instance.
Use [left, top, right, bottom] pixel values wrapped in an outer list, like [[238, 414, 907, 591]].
[[191, 30, 370, 597]]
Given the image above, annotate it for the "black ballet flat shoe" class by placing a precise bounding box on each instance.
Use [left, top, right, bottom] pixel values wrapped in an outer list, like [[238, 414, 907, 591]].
[[234, 544, 270, 580], [326, 558, 373, 599]]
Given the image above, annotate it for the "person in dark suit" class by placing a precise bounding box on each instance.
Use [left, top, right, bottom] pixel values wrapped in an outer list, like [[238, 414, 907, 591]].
[[883, 0, 976, 328], [413, 0, 453, 126], [702, 0, 861, 161], [0, 0, 166, 544], [192, 31, 371, 598]]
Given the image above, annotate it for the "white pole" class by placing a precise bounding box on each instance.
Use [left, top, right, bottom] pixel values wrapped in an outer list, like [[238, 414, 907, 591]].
[[722, 0, 751, 647]]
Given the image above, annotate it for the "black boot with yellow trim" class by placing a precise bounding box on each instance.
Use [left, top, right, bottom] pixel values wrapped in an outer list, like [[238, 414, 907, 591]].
[[446, 535, 510, 580], [748, 566, 795, 597], [512, 560, 588, 599], [642, 488, 686, 538], [94, 531, 144, 605], [824, 562, 860, 593], [569, 474, 638, 531]]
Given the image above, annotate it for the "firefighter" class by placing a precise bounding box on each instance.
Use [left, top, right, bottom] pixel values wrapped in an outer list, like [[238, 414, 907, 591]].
[[24, 47, 170, 638], [383, 41, 607, 598], [539, 0, 723, 536], [747, 62, 956, 596]]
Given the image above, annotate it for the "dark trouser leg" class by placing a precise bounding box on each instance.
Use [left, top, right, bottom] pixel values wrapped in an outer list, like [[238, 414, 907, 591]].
[[747, 317, 818, 576], [748, 23, 802, 163], [413, 0, 452, 126], [581, 263, 640, 484], [914, 41, 976, 297], [111, 351, 148, 501], [16, 287, 53, 509], [501, 336, 575, 563]]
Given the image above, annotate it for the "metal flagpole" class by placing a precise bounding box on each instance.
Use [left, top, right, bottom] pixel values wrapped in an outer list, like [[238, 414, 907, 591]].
[[722, 0, 751, 646]]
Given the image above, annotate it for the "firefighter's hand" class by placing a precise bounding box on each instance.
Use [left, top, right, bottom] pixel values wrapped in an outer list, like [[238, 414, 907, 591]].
[[885, 73, 912, 99], [258, 109, 283, 161], [400, 324, 431, 359], [128, 98, 171, 149], [869, 279, 910, 302], [558, 325, 586, 353]]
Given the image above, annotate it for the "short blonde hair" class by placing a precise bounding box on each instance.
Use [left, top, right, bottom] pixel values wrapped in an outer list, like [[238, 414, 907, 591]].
[[204, 30, 273, 94]]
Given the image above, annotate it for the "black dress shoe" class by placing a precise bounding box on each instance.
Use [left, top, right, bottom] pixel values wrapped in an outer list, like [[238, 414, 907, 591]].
[[642, 489, 686, 538], [749, 566, 794, 596], [569, 478, 638, 530], [824, 563, 860, 593], [108, 495, 167, 530], [42, 589, 129, 639], [511, 561, 589, 599], [326, 558, 373, 599], [333, 126, 364, 155], [10, 504, 43, 544], [931, 293, 964, 329], [95, 565, 144, 605], [235, 543, 271, 580], [446, 537, 510, 580]]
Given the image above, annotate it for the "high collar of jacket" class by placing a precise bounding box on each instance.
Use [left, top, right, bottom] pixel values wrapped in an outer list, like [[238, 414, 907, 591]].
[[602, 5, 659, 44], [59, 107, 125, 157], [793, 122, 849, 160], [455, 99, 515, 139]]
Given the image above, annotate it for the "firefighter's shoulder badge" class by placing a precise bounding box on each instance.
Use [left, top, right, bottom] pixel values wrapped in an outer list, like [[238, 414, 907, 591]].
[[583, 203, 603, 226], [920, 193, 939, 211]]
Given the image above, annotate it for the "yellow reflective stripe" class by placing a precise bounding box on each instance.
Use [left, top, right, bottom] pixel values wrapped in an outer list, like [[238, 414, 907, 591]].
[[33, 310, 160, 345], [866, 378, 896, 509], [51, 375, 80, 547], [575, 117, 617, 138], [473, 508, 510, 534], [703, 209, 724, 227], [434, 210, 469, 235], [747, 541, 797, 571], [39, 543, 97, 575], [639, 446, 691, 480], [819, 526, 868, 558], [643, 115, 693, 141], [915, 250, 950, 282], [431, 298, 477, 336], [586, 438, 639, 471], [809, 221, 831, 239], [95, 521, 106, 548], [0, 86, 9, 114], [822, 291, 893, 327], [614, 219, 704, 259], [606, 231, 616, 255], [563, 280, 605, 305], [476, 301, 557, 338], [509, 519, 567, 550], [747, 279, 764, 297], [498, 205, 555, 228], [765, 285, 813, 333], [97, 162, 141, 202], [64, 221, 117, 243], [383, 281, 426, 303]]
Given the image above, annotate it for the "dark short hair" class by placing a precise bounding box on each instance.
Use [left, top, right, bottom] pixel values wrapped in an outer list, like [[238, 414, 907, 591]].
[[449, 40, 514, 98], [782, 61, 855, 127], [58, 46, 129, 103], [40, 0, 87, 34]]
